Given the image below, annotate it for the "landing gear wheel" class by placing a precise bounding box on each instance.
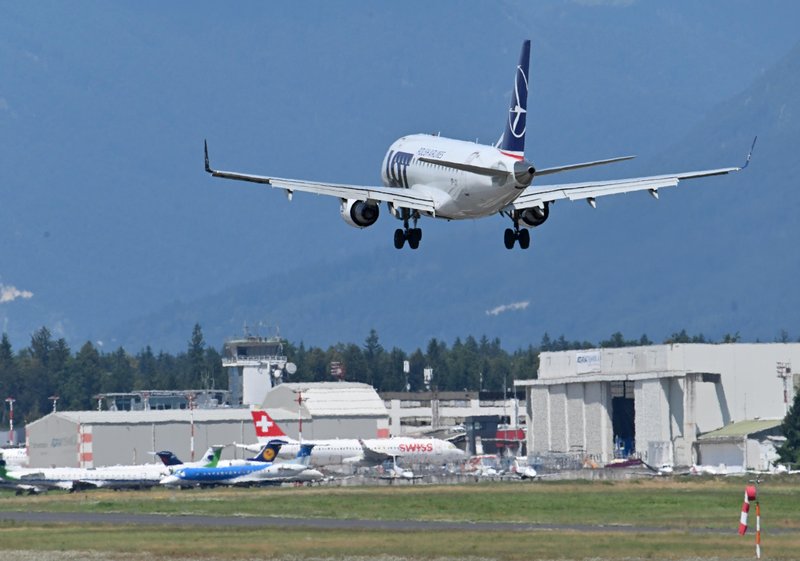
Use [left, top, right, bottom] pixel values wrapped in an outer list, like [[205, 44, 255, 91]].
[[394, 229, 406, 249], [518, 228, 530, 249], [504, 228, 516, 249]]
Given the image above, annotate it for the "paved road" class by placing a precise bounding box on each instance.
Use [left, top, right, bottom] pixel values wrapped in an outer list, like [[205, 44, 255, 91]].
[[0, 510, 747, 534]]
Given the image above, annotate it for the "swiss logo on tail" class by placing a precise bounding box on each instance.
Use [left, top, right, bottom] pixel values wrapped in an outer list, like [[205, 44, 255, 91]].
[[251, 409, 288, 438]]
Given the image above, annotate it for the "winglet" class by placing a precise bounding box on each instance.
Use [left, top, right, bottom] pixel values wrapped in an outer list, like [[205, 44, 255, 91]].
[[204, 139, 212, 173], [741, 136, 757, 170]]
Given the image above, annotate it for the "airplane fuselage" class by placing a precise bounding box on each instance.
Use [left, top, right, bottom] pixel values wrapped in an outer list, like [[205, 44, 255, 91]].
[[262, 436, 464, 466], [380, 134, 524, 219]]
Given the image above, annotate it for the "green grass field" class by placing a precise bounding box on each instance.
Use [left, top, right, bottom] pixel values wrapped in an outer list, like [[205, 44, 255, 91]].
[[1, 477, 798, 560]]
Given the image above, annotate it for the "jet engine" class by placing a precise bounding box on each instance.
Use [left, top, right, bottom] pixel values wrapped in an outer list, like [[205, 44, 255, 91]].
[[517, 202, 549, 228], [341, 199, 380, 228]]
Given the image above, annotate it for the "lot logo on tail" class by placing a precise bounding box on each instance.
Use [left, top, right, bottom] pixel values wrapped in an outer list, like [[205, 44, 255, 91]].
[[499, 39, 530, 158]]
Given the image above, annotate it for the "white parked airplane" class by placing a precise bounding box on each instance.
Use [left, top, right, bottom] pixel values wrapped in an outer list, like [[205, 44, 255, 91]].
[[204, 40, 754, 249], [0, 446, 222, 493], [244, 410, 464, 468]]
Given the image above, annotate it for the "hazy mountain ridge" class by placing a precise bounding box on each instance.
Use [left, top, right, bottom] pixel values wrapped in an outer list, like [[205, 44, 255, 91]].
[[1, 2, 799, 352]]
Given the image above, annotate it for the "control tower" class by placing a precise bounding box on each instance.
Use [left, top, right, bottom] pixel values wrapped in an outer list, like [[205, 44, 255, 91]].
[[223, 332, 297, 407]]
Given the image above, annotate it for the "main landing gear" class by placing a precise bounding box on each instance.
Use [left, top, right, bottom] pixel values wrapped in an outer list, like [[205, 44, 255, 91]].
[[394, 209, 422, 250], [504, 216, 531, 250]]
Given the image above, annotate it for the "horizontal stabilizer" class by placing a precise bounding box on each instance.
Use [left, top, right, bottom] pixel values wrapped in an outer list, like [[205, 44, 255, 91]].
[[535, 155, 635, 177], [418, 157, 509, 178]]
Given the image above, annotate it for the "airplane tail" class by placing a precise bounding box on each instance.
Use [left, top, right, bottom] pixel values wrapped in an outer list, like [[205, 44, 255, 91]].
[[251, 409, 290, 439], [296, 443, 316, 467], [498, 40, 530, 160], [154, 451, 183, 466], [201, 446, 223, 467], [249, 439, 286, 463]]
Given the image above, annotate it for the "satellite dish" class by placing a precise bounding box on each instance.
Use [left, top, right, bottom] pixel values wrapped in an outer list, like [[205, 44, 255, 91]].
[[272, 369, 283, 379], [285, 362, 298, 375]]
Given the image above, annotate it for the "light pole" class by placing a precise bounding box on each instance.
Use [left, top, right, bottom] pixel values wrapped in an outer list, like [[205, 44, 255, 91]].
[[188, 393, 196, 462], [5, 397, 15, 446]]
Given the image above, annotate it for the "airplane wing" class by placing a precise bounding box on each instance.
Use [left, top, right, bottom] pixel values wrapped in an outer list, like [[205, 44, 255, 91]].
[[357, 440, 393, 464], [508, 138, 756, 211], [204, 141, 436, 215]]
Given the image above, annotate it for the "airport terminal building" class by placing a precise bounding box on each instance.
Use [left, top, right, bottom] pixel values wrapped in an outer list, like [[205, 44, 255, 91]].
[[515, 343, 800, 468]]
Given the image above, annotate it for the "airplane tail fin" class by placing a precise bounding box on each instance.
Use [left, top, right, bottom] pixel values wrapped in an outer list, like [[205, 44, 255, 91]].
[[249, 439, 286, 463], [251, 409, 290, 439], [155, 451, 183, 466], [296, 443, 316, 467], [201, 445, 224, 467], [498, 40, 530, 160]]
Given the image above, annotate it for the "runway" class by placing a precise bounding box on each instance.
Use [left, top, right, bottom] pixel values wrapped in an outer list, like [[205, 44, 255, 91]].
[[0, 510, 742, 534]]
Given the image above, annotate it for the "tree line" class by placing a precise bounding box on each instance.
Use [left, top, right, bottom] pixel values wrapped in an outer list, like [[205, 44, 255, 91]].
[[0, 324, 796, 427]]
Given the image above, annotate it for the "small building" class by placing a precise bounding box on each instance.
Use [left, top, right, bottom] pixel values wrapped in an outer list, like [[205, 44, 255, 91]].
[[696, 418, 784, 472], [381, 390, 524, 436], [261, 382, 389, 439]]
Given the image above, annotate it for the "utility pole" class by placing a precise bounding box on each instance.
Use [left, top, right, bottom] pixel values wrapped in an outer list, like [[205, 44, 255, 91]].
[[5, 397, 15, 446], [776, 362, 792, 415]]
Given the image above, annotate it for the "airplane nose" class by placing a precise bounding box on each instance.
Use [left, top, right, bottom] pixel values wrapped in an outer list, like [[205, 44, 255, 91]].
[[160, 475, 179, 486]]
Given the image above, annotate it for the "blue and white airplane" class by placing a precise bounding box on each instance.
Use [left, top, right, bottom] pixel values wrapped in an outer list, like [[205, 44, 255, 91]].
[[160, 440, 323, 487], [204, 40, 754, 250]]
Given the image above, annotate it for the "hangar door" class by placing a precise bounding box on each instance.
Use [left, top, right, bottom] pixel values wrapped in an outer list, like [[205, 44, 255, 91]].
[[610, 381, 635, 457]]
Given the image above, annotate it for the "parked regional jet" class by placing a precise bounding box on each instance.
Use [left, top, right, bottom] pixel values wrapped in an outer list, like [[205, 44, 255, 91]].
[[0, 446, 222, 494], [204, 40, 754, 250], [160, 440, 323, 487], [245, 410, 464, 467]]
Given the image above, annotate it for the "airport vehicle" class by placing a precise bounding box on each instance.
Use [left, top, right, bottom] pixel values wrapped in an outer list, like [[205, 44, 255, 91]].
[[204, 40, 753, 249], [246, 410, 464, 467], [0, 446, 222, 493], [160, 440, 324, 487]]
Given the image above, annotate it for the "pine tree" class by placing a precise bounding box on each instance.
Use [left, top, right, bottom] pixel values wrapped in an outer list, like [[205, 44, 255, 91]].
[[777, 389, 800, 468]]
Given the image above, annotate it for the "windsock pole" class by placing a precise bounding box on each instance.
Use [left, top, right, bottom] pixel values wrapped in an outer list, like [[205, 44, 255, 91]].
[[755, 501, 761, 559], [739, 483, 761, 559]]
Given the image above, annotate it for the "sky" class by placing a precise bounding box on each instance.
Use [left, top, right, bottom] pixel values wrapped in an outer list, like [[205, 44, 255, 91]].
[[1, 1, 799, 352]]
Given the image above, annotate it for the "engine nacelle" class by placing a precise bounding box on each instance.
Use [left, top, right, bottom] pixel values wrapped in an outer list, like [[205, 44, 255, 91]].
[[341, 199, 380, 228], [517, 202, 550, 228]]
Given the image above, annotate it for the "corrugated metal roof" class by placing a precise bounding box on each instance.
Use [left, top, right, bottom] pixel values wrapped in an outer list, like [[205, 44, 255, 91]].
[[27, 408, 253, 427], [699, 419, 783, 439], [265, 382, 387, 417]]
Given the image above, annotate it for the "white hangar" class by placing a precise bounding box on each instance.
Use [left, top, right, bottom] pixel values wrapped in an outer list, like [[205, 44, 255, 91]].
[[25, 409, 255, 468], [262, 382, 390, 440], [515, 343, 800, 467]]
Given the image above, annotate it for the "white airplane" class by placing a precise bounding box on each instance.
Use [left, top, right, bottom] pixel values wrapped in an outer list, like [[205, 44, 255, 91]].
[[204, 39, 754, 250], [0, 446, 222, 493], [245, 410, 464, 468]]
